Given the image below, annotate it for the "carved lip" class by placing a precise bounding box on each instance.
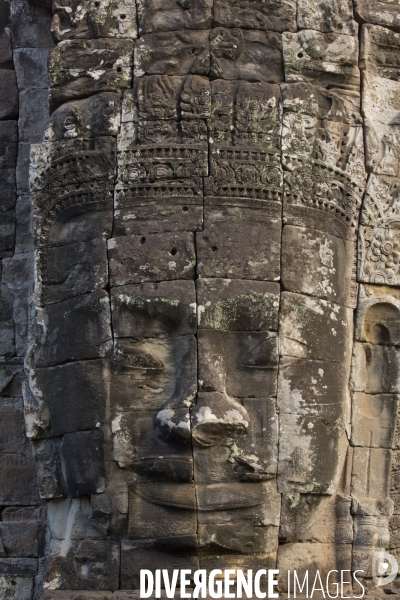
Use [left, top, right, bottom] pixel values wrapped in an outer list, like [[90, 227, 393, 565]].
[[196, 483, 264, 510], [132, 482, 264, 511]]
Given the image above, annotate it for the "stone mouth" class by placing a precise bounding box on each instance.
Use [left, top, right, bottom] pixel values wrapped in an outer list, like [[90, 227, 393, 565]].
[[132, 482, 265, 511]]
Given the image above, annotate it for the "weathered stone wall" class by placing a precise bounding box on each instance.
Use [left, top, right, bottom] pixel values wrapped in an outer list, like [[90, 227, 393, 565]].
[[0, 0, 53, 597], [2, 0, 400, 598]]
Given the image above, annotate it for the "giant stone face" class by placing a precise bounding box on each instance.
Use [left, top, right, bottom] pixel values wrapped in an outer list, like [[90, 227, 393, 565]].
[[24, 0, 400, 592]]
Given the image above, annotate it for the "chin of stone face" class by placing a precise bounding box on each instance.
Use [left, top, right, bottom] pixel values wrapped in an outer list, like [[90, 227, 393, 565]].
[[3, 0, 400, 596]]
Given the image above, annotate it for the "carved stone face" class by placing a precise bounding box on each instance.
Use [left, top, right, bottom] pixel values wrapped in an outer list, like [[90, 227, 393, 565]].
[[26, 0, 400, 592]]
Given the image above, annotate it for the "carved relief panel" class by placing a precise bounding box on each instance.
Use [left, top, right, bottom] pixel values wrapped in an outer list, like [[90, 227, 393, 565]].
[[23, 0, 400, 594]]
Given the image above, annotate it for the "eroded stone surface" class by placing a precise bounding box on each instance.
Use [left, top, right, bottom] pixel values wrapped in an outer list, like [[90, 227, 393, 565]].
[[9, 0, 400, 596], [49, 39, 133, 108]]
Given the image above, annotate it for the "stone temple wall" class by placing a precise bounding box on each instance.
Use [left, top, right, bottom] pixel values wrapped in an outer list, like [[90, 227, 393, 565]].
[[0, 0, 53, 597], [2, 0, 400, 598]]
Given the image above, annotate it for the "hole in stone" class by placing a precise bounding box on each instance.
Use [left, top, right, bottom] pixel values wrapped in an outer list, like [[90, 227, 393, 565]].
[[170, 248, 177, 255], [297, 52, 304, 58], [212, 246, 218, 252], [120, 13, 126, 18], [117, 66, 122, 73], [140, 236, 146, 245], [182, 206, 189, 212]]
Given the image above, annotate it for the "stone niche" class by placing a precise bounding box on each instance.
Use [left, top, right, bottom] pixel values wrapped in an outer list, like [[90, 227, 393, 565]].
[[3, 0, 400, 597]]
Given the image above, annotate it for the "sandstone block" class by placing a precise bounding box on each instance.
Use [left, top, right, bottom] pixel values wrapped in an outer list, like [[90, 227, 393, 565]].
[[196, 480, 281, 525], [279, 292, 353, 364], [280, 494, 337, 544], [0, 169, 16, 211], [193, 445, 239, 485], [198, 522, 278, 554], [121, 539, 199, 590], [0, 507, 44, 557], [0, 211, 15, 255], [0, 1, 8, 28], [33, 290, 112, 368], [49, 39, 133, 109], [0, 69, 18, 119], [128, 482, 197, 539], [16, 141, 30, 193], [278, 357, 349, 421], [197, 279, 280, 331], [137, 0, 212, 33], [0, 364, 22, 395], [193, 401, 274, 482], [209, 29, 284, 83], [10, 0, 53, 48], [359, 342, 400, 394], [278, 414, 347, 495], [351, 447, 392, 499], [191, 391, 249, 448], [277, 543, 338, 591], [282, 225, 354, 306], [60, 430, 105, 496], [0, 558, 37, 577], [213, 0, 296, 32], [0, 576, 33, 600], [0, 453, 40, 504], [111, 409, 193, 479], [134, 31, 210, 77], [111, 280, 196, 339], [111, 335, 196, 411], [197, 207, 281, 281], [43, 238, 109, 304], [197, 329, 278, 398], [0, 398, 28, 454], [283, 30, 359, 89], [114, 203, 204, 236], [0, 27, 11, 67], [30, 136, 116, 193], [0, 121, 17, 168], [18, 89, 49, 143], [2, 252, 33, 298], [46, 92, 121, 141], [13, 48, 50, 90], [52, 0, 137, 41], [360, 27, 400, 175], [31, 437, 64, 498], [207, 78, 282, 149], [28, 360, 109, 438], [44, 539, 119, 591], [0, 320, 14, 357], [355, 0, 400, 29], [352, 392, 399, 449], [297, 0, 356, 34], [108, 232, 196, 286]]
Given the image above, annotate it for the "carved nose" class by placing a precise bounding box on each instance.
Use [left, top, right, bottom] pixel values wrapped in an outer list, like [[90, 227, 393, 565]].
[[191, 392, 249, 447], [155, 406, 191, 444], [155, 392, 249, 447]]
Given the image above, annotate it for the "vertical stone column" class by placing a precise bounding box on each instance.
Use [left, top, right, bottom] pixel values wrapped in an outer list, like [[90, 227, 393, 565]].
[[354, 13, 400, 590], [25, 0, 136, 591], [0, 0, 53, 597], [276, 5, 365, 585]]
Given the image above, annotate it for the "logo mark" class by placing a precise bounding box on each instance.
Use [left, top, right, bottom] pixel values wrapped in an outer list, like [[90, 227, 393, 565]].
[[372, 551, 398, 586]]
